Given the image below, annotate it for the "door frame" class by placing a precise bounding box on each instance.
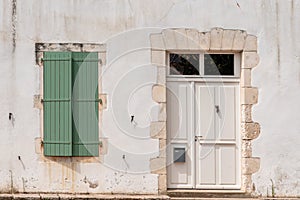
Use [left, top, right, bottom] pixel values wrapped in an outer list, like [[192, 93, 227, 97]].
[[149, 28, 261, 195], [166, 78, 241, 189]]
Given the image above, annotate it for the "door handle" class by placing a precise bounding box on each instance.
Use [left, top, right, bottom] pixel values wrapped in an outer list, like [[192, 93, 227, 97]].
[[215, 105, 220, 113], [194, 135, 203, 142]]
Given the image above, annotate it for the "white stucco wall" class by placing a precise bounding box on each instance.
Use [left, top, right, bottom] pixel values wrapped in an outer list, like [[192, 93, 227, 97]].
[[0, 0, 299, 197]]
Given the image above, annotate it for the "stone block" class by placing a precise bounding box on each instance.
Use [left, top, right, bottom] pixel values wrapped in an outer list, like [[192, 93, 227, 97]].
[[241, 122, 260, 140], [150, 33, 165, 50], [99, 93, 107, 110], [241, 174, 253, 193], [158, 174, 167, 193], [158, 103, 166, 122], [152, 84, 166, 103], [33, 94, 43, 110], [162, 29, 176, 50], [232, 30, 247, 51], [241, 87, 258, 105], [244, 35, 257, 52], [151, 50, 166, 66], [36, 51, 43, 66], [150, 121, 166, 139], [241, 69, 252, 87], [241, 104, 252, 122], [99, 137, 108, 155], [159, 139, 167, 158], [198, 32, 210, 51], [99, 52, 106, 66], [221, 29, 236, 50], [210, 28, 223, 50], [242, 157, 260, 175], [150, 157, 167, 174], [35, 137, 42, 154], [186, 29, 200, 50], [242, 52, 260, 69], [173, 28, 188, 49], [241, 140, 252, 157]]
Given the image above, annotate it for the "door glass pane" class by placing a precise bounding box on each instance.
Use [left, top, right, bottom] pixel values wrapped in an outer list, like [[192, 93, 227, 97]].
[[204, 54, 234, 76], [170, 53, 199, 75]]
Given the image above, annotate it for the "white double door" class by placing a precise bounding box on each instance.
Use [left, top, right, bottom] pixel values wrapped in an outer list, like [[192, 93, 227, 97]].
[[167, 80, 240, 189]]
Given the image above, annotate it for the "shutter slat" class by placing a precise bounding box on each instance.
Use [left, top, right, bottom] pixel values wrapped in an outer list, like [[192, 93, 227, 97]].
[[43, 52, 72, 156], [72, 52, 99, 156]]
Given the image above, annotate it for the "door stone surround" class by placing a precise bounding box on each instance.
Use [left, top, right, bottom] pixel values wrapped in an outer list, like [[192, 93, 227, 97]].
[[149, 28, 260, 195]]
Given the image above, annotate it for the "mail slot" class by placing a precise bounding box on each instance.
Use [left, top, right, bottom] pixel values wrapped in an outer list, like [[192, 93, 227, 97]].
[[173, 147, 185, 163]]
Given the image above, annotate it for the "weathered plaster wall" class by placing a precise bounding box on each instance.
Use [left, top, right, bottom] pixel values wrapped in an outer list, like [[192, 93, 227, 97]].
[[0, 0, 299, 197]]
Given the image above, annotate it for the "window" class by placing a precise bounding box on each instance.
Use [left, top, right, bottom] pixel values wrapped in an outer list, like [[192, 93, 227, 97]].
[[43, 52, 99, 157], [168, 52, 240, 77]]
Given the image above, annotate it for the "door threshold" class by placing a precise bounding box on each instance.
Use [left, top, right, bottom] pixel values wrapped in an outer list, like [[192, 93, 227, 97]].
[[167, 189, 250, 198]]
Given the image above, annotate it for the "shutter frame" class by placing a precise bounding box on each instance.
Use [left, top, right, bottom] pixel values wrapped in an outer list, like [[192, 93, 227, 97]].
[[71, 52, 99, 156], [43, 52, 72, 156]]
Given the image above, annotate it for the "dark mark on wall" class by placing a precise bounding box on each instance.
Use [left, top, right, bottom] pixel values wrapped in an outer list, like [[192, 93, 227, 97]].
[[11, 0, 17, 52]]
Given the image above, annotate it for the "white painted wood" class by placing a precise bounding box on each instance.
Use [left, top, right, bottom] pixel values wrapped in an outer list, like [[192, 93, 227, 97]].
[[167, 81, 240, 189], [167, 81, 193, 188]]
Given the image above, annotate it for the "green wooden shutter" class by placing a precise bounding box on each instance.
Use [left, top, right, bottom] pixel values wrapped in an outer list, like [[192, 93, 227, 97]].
[[72, 52, 99, 156], [43, 52, 72, 156]]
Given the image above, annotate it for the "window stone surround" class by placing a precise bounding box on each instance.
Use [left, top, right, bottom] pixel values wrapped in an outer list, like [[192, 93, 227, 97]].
[[149, 28, 260, 195], [34, 43, 107, 163]]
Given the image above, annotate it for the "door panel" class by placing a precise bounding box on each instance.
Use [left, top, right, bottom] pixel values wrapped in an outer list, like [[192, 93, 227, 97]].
[[167, 81, 193, 188], [220, 146, 236, 185], [198, 145, 216, 185], [167, 81, 240, 189], [219, 86, 236, 140], [195, 85, 215, 140]]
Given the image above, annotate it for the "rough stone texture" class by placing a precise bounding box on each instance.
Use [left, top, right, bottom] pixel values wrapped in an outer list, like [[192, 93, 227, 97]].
[[244, 35, 258, 52], [242, 174, 253, 193], [241, 140, 252, 158], [241, 122, 261, 140], [242, 52, 260, 69], [210, 28, 223, 50], [221, 30, 236, 50], [241, 69, 252, 87], [151, 50, 166, 67], [152, 84, 166, 103], [242, 157, 261, 175], [150, 157, 167, 174], [158, 103, 166, 121], [158, 174, 167, 194], [36, 51, 43, 66], [157, 66, 166, 85], [186, 29, 200, 50], [198, 32, 210, 51], [33, 94, 42, 110], [150, 121, 166, 139], [150, 33, 165, 50], [241, 87, 258, 105], [173, 29, 188, 49], [232, 30, 247, 51], [241, 104, 252, 122], [162, 29, 176, 49], [35, 137, 42, 154]]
